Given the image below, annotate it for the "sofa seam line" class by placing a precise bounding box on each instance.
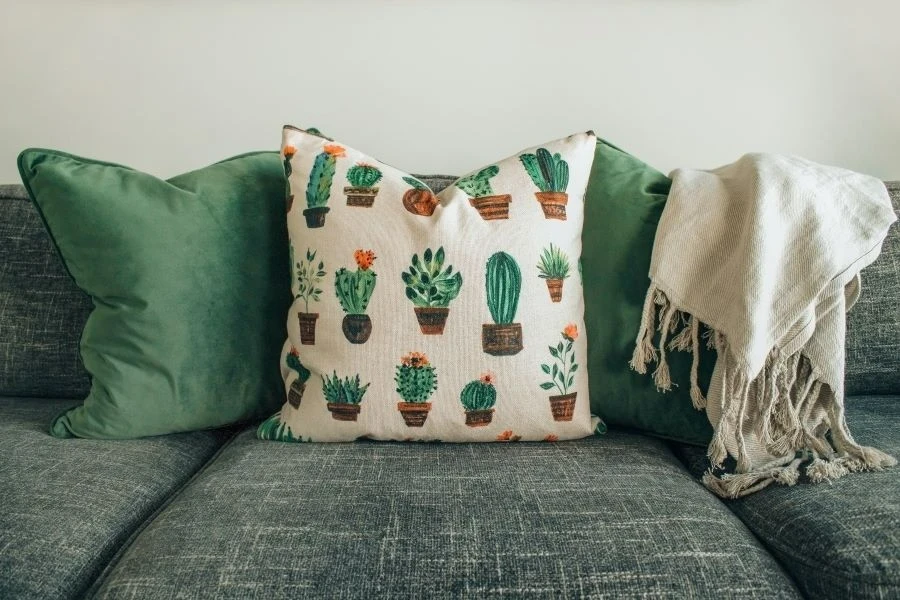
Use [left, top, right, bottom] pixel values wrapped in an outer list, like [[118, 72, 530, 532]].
[[78, 427, 244, 600]]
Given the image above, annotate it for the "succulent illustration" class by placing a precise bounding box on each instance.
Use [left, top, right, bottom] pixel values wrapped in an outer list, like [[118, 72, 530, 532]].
[[455, 165, 499, 198], [286, 348, 310, 383], [537, 245, 571, 280], [402, 247, 463, 308], [335, 250, 377, 315], [257, 413, 300, 442], [322, 372, 370, 405], [306, 144, 345, 208], [460, 373, 497, 411], [395, 352, 437, 403], [486, 251, 521, 325], [346, 163, 383, 188], [520, 148, 569, 193]]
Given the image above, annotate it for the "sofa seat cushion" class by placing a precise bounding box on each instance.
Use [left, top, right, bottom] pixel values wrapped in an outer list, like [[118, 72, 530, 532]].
[[0, 397, 233, 600], [673, 395, 900, 600], [90, 431, 800, 599]]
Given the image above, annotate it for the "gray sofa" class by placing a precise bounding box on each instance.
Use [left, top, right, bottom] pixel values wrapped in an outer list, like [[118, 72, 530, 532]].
[[1, 178, 898, 600]]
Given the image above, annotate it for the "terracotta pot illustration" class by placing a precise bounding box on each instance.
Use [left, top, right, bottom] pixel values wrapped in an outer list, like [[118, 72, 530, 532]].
[[465, 408, 494, 427], [469, 194, 512, 220], [546, 279, 564, 303], [342, 314, 372, 344], [482, 323, 523, 356], [297, 312, 319, 345], [403, 188, 438, 216], [534, 192, 568, 220], [549, 392, 577, 422], [302, 206, 330, 228], [398, 402, 431, 427], [288, 380, 306, 409], [286, 194, 294, 213], [327, 402, 362, 422], [414, 307, 449, 335], [344, 186, 378, 207]]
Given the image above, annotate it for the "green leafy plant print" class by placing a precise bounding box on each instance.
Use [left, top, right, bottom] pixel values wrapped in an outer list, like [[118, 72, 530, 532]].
[[322, 371, 370, 421], [283, 145, 296, 212], [401, 246, 463, 335], [482, 251, 523, 355], [296, 248, 325, 344], [540, 324, 580, 421], [537, 244, 571, 303], [456, 165, 511, 220], [303, 143, 345, 227], [396, 352, 437, 427], [519, 147, 571, 220], [344, 163, 383, 207], [401, 176, 438, 217], [460, 372, 497, 427], [335, 250, 377, 344], [258, 412, 304, 442]]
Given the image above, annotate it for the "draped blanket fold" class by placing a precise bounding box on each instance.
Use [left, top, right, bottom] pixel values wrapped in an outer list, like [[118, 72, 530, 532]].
[[631, 153, 897, 498]]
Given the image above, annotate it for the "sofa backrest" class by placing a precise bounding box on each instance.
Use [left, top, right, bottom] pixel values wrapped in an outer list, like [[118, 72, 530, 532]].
[[0, 179, 897, 399]]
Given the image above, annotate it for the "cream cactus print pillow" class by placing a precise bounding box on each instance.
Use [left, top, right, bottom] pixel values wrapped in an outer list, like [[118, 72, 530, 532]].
[[258, 126, 598, 443]]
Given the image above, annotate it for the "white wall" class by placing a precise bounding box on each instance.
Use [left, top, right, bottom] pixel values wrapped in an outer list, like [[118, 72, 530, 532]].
[[1, 0, 899, 182]]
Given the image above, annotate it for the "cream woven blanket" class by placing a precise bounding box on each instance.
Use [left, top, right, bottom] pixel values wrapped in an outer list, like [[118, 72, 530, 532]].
[[631, 153, 897, 498]]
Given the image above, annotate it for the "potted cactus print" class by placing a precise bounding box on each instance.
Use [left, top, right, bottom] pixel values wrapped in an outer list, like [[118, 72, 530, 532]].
[[402, 176, 438, 216], [456, 166, 511, 220], [304, 144, 345, 228], [295, 247, 325, 344], [283, 145, 296, 212], [540, 324, 580, 421], [460, 373, 497, 427], [285, 347, 310, 408], [335, 250, 377, 344], [520, 148, 570, 220], [537, 244, 571, 303], [401, 247, 463, 335], [322, 371, 370, 421], [396, 352, 437, 427], [482, 252, 523, 356], [344, 163, 383, 207]]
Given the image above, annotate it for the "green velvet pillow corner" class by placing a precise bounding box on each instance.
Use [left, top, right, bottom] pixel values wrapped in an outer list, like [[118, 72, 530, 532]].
[[583, 139, 714, 446], [18, 149, 291, 439]]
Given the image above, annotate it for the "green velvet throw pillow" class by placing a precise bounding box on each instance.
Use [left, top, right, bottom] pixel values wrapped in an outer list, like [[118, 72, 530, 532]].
[[18, 149, 290, 438], [583, 140, 714, 446]]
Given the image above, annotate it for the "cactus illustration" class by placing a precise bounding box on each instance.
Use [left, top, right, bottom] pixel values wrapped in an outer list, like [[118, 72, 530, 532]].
[[520, 148, 571, 220], [285, 347, 310, 408], [402, 246, 463, 335], [482, 252, 523, 355], [345, 163, 383, 207], [456, 165, 511, 220], [303, 144, 344, 227], [283, 145, 296, 212], [335, 250, 377, 344], [486, 252, 521, 325], [460, 373, 497, 427], [396, 352, 437, 427]]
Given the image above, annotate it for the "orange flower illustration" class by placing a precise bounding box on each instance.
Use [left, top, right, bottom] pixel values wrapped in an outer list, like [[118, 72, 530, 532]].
[[543, 434, 559, 442], [283, 145, 297, 159], [496, 430, 521, 442], [288, 346, 300, 358], [353, 249, 376, 270], [323, 144, 346, 158], [562, 323, 579, 342], [479, 371, 496, 385], [401, 352, 430, 368]]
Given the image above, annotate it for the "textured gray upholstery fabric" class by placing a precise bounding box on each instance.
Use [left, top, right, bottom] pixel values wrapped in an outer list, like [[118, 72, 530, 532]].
[[673, 395, 900, 600], [845, 182, 900, 396], [91, 431, 800, 599], [0, 397, 233, 600], [0, 185, 92, 398]]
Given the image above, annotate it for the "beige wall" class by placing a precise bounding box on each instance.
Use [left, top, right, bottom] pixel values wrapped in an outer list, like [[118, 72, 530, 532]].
[[1, 0, 898, 182]]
